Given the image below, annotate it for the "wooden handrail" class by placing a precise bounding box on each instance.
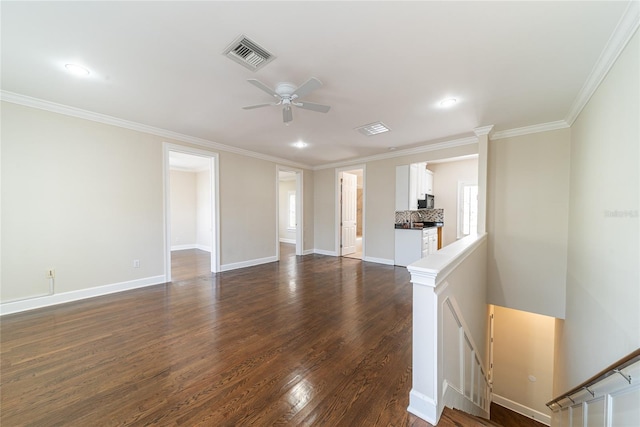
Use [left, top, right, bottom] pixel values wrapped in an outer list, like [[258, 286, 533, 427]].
[[546, 348, 640, 408]]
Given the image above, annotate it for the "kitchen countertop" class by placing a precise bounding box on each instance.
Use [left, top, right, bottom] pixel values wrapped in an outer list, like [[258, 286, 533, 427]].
[[395, 222, 443, 230]]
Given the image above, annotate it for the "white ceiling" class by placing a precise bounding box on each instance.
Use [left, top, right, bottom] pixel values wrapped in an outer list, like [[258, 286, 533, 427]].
[[1, 1, 634, 168]]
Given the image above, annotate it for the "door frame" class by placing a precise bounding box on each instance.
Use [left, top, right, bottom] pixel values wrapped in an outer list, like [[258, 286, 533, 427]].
[[276, 165, 303, 257], [163, 143, 220, 281], [334, 164, 366, 258]]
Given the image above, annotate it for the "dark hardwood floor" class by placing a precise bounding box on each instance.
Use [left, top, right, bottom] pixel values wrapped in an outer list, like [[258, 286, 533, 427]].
[[1, 244, 432, 426]]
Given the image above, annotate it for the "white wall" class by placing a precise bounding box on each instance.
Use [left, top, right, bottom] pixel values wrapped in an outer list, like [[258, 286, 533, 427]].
[[492, 305, 554, 421], [487, 128, 571, 319], [278, 179, 296, 242], [429, 157, 478, 247], [170, 170, 197, 248], [554, 30, 639, 395]]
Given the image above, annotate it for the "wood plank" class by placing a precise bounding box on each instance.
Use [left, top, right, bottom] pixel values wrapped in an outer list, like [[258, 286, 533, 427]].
[[1, 246, 432, 426]]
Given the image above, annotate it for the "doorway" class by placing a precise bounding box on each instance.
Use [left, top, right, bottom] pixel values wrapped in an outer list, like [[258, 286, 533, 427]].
[[164, 143, 219, 282], [336, 166, 365, 260], [276, 166, 303, 259]]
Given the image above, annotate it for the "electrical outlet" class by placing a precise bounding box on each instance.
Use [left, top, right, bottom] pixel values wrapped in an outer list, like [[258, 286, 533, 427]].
[[133, 259, 140, 268], [46, 269, 55, 279]]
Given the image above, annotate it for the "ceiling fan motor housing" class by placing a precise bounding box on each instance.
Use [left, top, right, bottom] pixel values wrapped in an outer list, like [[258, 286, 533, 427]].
[[275, 82, 297, 98]]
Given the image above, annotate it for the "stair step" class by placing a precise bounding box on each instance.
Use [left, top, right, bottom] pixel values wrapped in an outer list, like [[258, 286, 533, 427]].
[[439, 407, 502, 426]]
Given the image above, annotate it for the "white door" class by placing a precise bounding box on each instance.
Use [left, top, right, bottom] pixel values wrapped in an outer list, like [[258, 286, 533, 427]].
[[341, 172, 357, 255]]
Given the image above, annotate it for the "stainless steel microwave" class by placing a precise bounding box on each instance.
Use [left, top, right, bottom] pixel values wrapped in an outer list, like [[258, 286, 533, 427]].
[[418, 194, 435, 209]]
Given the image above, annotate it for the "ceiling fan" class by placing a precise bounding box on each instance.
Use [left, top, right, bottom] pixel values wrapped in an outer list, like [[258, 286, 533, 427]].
[[242, 77, 331, 123]]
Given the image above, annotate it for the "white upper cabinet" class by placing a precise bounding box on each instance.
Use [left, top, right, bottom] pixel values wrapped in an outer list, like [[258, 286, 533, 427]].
[[425, 168, 434, 195], [396, 163, 435, 210], [416, 162, 434, 198]]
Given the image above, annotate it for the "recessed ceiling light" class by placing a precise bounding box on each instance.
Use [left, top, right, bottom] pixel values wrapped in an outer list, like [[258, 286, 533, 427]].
[[355, 122, 391, 136], [292, 141, 307, 148], [439, 98, 457, 108], [64, 63, 90, 77]]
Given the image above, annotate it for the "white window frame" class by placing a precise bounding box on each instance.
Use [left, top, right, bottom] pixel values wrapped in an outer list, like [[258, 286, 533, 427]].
[[287, 190, 296, 230], [457, 181, 478, 239]]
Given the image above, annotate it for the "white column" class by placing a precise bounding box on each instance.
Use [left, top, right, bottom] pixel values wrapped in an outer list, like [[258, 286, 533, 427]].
[[473, 125, 493, 235]]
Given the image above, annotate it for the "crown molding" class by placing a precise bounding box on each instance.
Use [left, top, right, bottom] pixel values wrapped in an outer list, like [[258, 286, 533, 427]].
[[473, 125, 494, 138], [0, 91, 312, 170], [491, 120, 570, 140], [313, 136, 478, 171], [564, 0, 640, 126]]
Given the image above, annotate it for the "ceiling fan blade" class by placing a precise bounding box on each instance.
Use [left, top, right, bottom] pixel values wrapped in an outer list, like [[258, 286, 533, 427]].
[[292, 77, 322, 99], [242, 103, 274, 110], [296, 101, 331, 113], [247, 79, 278, 97], [283, 106, 293, 123]]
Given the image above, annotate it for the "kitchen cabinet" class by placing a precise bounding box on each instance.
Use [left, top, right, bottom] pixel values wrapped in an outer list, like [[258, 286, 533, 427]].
[[425, 168, 434, 196], [394, 227, 440, 266], [396, 164, 435, 210], [416, 163, 434, 198]]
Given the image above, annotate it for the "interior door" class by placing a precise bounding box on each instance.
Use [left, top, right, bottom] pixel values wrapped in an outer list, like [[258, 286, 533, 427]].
[[341, 172, 357, 255]]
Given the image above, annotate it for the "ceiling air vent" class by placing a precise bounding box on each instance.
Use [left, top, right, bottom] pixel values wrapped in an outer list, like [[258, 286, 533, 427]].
[[355, 122, 391, 136], [223, 35, 275, 71]]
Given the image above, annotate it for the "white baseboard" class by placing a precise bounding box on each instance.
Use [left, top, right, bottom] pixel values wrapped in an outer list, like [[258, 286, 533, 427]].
[[171, 244, 211, 252], [313, 249, 338, 256], [362, 256, 395, 265], [171, 244, 195, 251], [407, 389, 437, 425], [303, 249, 314, 255], [220, 256, 278, 272], [0, 275, 166, 316], [279, 238, 296, 244], [492, 394, 551, 426]]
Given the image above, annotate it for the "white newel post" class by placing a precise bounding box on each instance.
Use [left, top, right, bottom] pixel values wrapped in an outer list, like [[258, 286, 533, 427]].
[[407, 267, 439, 424]]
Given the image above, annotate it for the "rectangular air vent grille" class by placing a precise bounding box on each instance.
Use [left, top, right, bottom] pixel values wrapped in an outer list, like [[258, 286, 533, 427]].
[[223, 35, 275, 71], [355, 122, 391, 136]]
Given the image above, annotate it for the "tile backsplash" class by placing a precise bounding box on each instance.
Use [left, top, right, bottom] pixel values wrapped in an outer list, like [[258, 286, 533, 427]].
[[395, 208, 444, 224]]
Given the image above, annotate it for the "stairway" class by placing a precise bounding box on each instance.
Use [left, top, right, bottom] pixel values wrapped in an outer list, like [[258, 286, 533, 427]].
[[438, 407, 503, 426], [436, 404, 547, 427]]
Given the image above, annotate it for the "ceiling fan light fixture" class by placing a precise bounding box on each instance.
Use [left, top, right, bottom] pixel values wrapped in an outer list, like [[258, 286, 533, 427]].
[[292, 141, 307, 148], [439, 98, 457, 108]]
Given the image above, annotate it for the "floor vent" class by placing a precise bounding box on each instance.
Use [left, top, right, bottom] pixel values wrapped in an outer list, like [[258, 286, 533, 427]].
[[223, 35, 275, 71]]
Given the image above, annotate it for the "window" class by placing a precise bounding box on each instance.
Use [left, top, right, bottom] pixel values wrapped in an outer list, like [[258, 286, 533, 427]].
[[288, 191, 296, 230], [458, 182, 478, 238]]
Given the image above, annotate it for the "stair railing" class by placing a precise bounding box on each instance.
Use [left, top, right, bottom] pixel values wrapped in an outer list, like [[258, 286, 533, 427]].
[[546, 348, 640, 425]]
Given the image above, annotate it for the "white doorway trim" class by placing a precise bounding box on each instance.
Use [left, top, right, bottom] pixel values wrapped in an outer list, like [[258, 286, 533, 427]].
[[163, 143, 220, 281], [334, 164, 366, 259], [276, 166, 303, 258]]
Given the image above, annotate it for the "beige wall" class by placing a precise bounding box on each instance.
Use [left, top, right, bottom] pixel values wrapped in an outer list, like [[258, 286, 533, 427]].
[[1, 102, 165, 301], [196, 170, 211, 250], [1, 101, 314, 302], [278, 179, 296, 241], [487, 128, 571, 319], [554, 31, 639, 394], [170, 170, 197, 247], [492, 305, 555, 416], [303, 169, 314, 252], [429, 157, 479, 247]]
